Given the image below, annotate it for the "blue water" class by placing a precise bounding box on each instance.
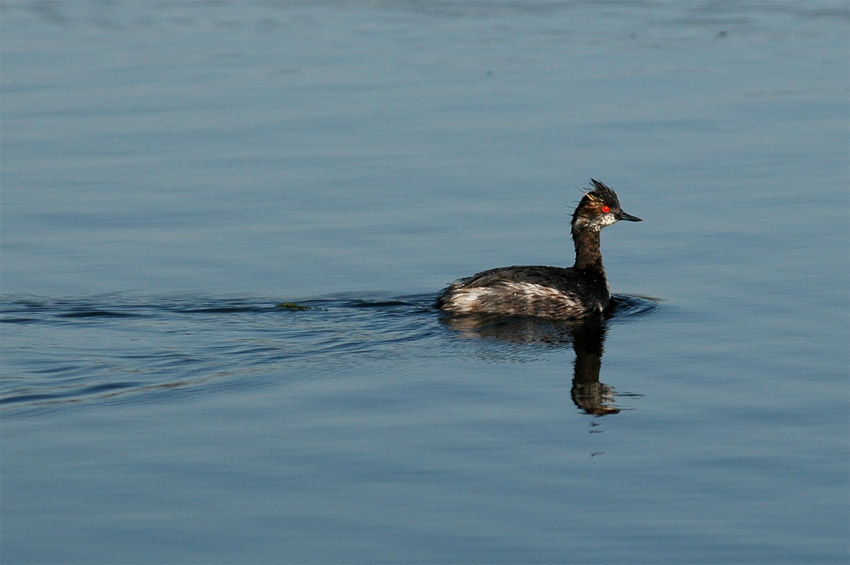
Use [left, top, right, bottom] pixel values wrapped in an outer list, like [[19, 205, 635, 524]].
[[2, 1, 848, 563]]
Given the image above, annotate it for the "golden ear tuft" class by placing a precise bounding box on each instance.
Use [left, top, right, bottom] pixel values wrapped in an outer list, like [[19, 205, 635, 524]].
[[584, 191, 602, 203]]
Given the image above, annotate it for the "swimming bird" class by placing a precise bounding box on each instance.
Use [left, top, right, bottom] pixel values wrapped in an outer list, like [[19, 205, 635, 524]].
[[436, 179, 641, 319]]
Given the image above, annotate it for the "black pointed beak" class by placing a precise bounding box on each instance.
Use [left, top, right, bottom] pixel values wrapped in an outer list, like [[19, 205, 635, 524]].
[[617, 210, 642, 222]]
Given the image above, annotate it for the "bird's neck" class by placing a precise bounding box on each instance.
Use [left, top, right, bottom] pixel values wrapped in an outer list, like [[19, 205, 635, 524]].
[[572, 227, 605, 271]]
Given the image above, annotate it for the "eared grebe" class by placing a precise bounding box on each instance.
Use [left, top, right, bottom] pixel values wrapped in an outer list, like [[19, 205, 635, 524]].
[[436, 179, 641, 319]]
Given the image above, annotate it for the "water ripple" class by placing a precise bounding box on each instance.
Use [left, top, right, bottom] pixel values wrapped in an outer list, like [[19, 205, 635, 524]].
[[1, 292, 655, 411], [0, 294, 441, 410]]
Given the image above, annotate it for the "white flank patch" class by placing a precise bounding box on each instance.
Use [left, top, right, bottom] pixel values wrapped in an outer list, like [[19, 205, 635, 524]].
[[499, 281, 572, 301], [443, 281, 579, 314]]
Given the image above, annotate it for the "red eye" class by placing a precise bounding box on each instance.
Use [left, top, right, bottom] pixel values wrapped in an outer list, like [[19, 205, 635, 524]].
[[601, 205, 611, 213]]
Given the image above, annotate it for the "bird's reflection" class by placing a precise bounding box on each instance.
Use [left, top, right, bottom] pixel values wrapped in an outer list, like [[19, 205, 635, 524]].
[[441, 313, 622, 415]]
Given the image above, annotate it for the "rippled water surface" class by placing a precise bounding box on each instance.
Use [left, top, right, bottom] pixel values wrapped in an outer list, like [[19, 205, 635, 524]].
[[2, 1, 848, 563]]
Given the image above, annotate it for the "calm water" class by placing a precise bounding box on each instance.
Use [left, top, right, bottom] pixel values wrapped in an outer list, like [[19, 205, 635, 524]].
[[2, 1, 848, 563]]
